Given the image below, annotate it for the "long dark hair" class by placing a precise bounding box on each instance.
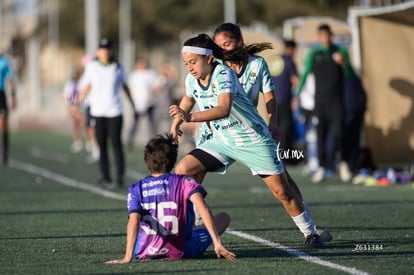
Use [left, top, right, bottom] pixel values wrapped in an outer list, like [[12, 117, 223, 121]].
[[213, 23, 273, 64]]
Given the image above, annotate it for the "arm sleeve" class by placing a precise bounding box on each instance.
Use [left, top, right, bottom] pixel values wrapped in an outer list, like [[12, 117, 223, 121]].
[[260, 58, 275, 94], [182, 176, 207, 200], [215, 66, 234, 96], [119, 64, 128, 86], [127, 185, 143, 214], [297, 49, 314, 96]]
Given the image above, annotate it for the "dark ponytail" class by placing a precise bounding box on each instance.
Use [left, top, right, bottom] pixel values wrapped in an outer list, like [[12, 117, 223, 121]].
[[213, 23, 273, 63]]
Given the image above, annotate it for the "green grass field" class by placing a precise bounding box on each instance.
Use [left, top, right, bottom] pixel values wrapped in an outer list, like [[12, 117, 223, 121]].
[[1, 130, 413, 275]]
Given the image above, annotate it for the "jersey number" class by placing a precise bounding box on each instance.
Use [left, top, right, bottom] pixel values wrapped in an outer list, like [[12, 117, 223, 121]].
[[141, 202, 178, 236]]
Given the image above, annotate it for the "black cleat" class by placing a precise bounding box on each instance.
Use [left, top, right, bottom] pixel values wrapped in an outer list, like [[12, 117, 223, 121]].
[[305, 234, 324, 249], [95, 178, 113, 188], [314, 224, 333, 243]]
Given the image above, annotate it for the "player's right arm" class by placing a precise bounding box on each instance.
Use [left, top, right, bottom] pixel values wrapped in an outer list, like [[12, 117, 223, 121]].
[[169, 90, 232, 124], [105, 212, 140, 264], [190, 192, 236, 261]]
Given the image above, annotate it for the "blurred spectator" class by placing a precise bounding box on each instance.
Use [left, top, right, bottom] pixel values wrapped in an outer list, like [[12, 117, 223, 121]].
[[0, 53, 17, 165], [297, 24, 353, 183], [63, 67, 99, 161], [342, 67, 367, 173], [63, 67, 85, 153], [78, 38, 135, 188], [298, 74, 319, 173], [127, 57, 160, 148], [269, 39, 299, 153]]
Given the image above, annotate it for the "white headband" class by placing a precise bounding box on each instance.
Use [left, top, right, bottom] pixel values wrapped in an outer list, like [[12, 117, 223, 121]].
[[181, 46, 213, 55]]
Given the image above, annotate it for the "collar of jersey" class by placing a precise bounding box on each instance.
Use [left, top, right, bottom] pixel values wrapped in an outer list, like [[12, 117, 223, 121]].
[[197, 62, 218, 90]]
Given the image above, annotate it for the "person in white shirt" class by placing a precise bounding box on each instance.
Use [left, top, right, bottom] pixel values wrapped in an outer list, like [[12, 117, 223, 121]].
[[127, 57, 160, 148], [78, 38, 135, 188]]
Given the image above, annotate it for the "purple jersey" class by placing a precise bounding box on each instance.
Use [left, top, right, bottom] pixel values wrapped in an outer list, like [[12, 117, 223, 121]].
[[127, 174, 206, 260]]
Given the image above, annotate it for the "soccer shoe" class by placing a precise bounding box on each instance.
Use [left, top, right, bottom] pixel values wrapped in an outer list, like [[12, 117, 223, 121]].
[[70, 141, 83, 153], [311, 167, 325, 183], [95, 178, 114, 189], [339, 161, 352, 182], [86, 146, 100, 163], [305, 234, 324, 249], [314, 224, 333, 243], [85, 141, 92, 152]]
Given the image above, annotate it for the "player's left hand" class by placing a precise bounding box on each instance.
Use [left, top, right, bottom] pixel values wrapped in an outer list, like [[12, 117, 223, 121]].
[[215, 245, 236, 261], [105, 257, 132, 264], [169, 105, 192, 122]]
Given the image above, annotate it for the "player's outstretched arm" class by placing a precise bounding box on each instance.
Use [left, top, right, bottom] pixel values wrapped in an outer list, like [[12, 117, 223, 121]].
[[190, 193, 236, 261], [105, 213, 140, 264]]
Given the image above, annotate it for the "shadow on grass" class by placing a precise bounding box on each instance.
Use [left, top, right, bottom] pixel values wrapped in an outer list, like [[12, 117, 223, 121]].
[[88, 267, 228, 275]]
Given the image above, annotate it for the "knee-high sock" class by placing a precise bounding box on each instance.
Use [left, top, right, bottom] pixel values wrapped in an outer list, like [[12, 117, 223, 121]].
[[291, 209, 316, 237]]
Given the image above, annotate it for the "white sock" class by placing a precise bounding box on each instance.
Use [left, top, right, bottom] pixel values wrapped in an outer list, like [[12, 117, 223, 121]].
[[291, 210, 316, 237]]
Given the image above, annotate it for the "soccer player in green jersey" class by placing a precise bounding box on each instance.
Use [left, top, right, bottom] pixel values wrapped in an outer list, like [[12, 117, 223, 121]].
[[169, 34, 323, 249], [212, 23, 332, 243]]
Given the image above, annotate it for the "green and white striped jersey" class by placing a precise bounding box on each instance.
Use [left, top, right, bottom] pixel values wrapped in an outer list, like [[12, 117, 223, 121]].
[[236, 55, 275, 106], [185, 62, 270, 146]]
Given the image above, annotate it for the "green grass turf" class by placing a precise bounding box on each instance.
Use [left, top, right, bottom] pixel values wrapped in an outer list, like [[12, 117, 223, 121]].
[[0, 130, 413, 274]]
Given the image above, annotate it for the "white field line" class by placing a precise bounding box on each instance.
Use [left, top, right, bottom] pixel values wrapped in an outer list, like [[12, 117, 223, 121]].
[[9, 159, 125, 201], [30, 147, 71, 163], [9, 158, 370, 275], [226, 229, 371, 275]]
